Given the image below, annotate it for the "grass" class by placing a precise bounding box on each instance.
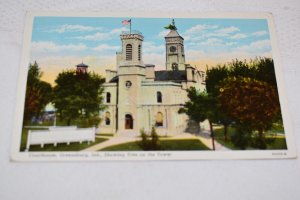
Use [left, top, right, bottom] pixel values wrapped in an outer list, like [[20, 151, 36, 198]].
[[266, 138, 287, 150], [214, 126, 239, 150], [96, 133, 114, 137], [100, 139, 210, 151], [213, 125, 287, 150], [20, 128, 108, 152]]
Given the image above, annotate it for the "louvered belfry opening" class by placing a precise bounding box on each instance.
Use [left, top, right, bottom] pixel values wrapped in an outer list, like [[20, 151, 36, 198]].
[[138, 45, 141, 61], [126, 44, 132, 60]]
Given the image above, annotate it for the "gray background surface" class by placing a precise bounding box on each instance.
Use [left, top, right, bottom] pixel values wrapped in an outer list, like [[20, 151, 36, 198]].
[[0, 0, 300, 199]]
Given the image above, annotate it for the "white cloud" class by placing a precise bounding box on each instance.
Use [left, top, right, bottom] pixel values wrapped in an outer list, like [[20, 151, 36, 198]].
[[93, 44, 119, 52], [199, 38, 223, 46], [50, 24, 103, 33], [184, 24, 218, 35], [143, 53, 165, 70], [252, 30, 267, 36], [74, 32, 112, 41], [230, 33, 247, 39], [207, 26, 240, 37], [143, 42, 164, 53], [73, 27, 128, 41], [158, 30, 170, 38], [236, 39, 271, 52], [225, 42, 237, 46], [216, 26, 240, 34], [183, 24, 218, 41], [31, 41, 87, 52]]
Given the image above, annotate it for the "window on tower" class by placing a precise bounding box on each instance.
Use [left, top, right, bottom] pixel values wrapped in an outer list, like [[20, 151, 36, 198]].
[[138, 45, 141, 61], [105, 112, 111, 125], [106, 92, 111, 103], [126, 44, 132, 60], [157, 91, 162, 103], [172, 63, 178, 71]]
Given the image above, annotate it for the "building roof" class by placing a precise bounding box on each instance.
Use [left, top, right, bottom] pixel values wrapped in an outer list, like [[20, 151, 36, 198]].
[[155, 70, 187, 82], [76, 62, 88, 68], [108, 70, 187, 83], [165, 30, 183, 39], [109, 76, 119, 83]]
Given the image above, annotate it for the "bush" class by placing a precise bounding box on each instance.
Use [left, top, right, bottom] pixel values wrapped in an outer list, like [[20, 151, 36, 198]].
[[139, 127, 161, 150], [230, 126, 252, 150]]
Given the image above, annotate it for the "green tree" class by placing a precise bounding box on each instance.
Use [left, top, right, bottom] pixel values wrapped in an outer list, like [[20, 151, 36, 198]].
[[179, 87, 217, 150], [206, 65, 232, 141], [53, 70, 105, 127], [218, 77, 280, 149], [23, 61, 52, 122]]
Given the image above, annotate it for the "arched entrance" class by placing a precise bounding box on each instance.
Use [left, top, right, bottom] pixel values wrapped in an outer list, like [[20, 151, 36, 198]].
[[125, 114, 133, 129]]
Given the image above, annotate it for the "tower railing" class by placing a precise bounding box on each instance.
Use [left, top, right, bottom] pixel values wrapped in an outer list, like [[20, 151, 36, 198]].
[[121, 30, 143, 35]]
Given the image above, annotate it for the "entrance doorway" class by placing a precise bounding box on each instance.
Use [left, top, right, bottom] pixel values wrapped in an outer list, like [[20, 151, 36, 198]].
[[125, 114, 133, 129]]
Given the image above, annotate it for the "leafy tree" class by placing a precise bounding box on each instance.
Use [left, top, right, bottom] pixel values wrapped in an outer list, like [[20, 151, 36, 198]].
[[53, 70, 105, 127], [206, 65, 232, 141], [228, 59, 256, 79], [24, 61, 52, 122], [218, 77, 280, 149], [253, 57, 277, 88], [179, 87, 217, 150]]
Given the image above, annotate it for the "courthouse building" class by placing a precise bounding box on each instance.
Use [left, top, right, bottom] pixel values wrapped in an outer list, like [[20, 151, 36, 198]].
[[99, 21, 206, 135]]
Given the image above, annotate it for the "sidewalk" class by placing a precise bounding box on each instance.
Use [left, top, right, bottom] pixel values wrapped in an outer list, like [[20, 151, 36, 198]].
[[82, 130, 230, 151], [81, 135, 140, 151], [196, 130, 230, 151]]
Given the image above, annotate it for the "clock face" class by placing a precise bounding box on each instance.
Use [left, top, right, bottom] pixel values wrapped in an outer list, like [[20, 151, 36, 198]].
[[170, 46, 177, 53]]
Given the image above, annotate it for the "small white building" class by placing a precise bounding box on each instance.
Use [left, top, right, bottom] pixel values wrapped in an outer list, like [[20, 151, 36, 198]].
[[99, 21, 206, 136]]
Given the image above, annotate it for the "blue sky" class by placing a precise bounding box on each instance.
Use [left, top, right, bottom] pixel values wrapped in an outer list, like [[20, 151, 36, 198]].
[[30, 16, 272, 85]]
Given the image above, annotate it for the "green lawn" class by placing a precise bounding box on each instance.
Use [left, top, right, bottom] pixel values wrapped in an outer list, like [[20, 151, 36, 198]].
[[214, 126, 239, 150], [96, 133, 114, 137], [20, 128, 107, 152], [100, 139, 210, 151], [213, 126, 287, 150]]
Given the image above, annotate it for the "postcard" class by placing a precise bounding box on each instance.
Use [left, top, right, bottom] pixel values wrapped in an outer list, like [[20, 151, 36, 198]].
[[11, 12, 296, 161]]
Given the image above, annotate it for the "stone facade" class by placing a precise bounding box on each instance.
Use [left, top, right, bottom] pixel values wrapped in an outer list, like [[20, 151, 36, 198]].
[[99, 25, 206, 136]]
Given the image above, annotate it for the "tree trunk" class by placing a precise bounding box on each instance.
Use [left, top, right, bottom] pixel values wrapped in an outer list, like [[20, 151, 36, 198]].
[[224, 124, 228, 142], [209, 121, 215, 150], [67, 118, 71, 126]]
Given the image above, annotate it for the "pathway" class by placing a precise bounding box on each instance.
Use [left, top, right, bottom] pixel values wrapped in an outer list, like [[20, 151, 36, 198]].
[[82, 130, 230, 151], [81, 134, 140, 151]]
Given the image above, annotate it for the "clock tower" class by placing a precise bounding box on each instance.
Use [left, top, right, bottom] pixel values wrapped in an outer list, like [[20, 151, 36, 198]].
[[165, 19, 185, 71]]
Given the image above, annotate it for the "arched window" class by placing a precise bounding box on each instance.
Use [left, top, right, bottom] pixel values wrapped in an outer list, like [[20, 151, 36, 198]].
[[138, 45, 141, 61], [155, 112, 163, 127], [106, 92, 111, 103], [172, 62, 178, 71], [126, 44, 132, 60], [105, 112, 111, 125], [157, 91, 162, 103], [125, 114, 133, 129]]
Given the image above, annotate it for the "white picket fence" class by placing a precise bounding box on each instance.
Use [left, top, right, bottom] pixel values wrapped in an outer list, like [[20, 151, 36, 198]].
[[26, 127, 96, 151]]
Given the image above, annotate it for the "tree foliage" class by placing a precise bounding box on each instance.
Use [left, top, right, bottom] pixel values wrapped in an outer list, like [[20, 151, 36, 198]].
[[218, 77, 280, 149], [184, 57, 282, 149], [24, 61, 52, 122], [52, 70, 105, 127]]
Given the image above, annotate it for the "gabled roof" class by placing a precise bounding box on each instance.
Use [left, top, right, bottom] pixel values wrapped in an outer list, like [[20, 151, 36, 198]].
[[155, 70, 187, 82], [165, 30, 183, 39]]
